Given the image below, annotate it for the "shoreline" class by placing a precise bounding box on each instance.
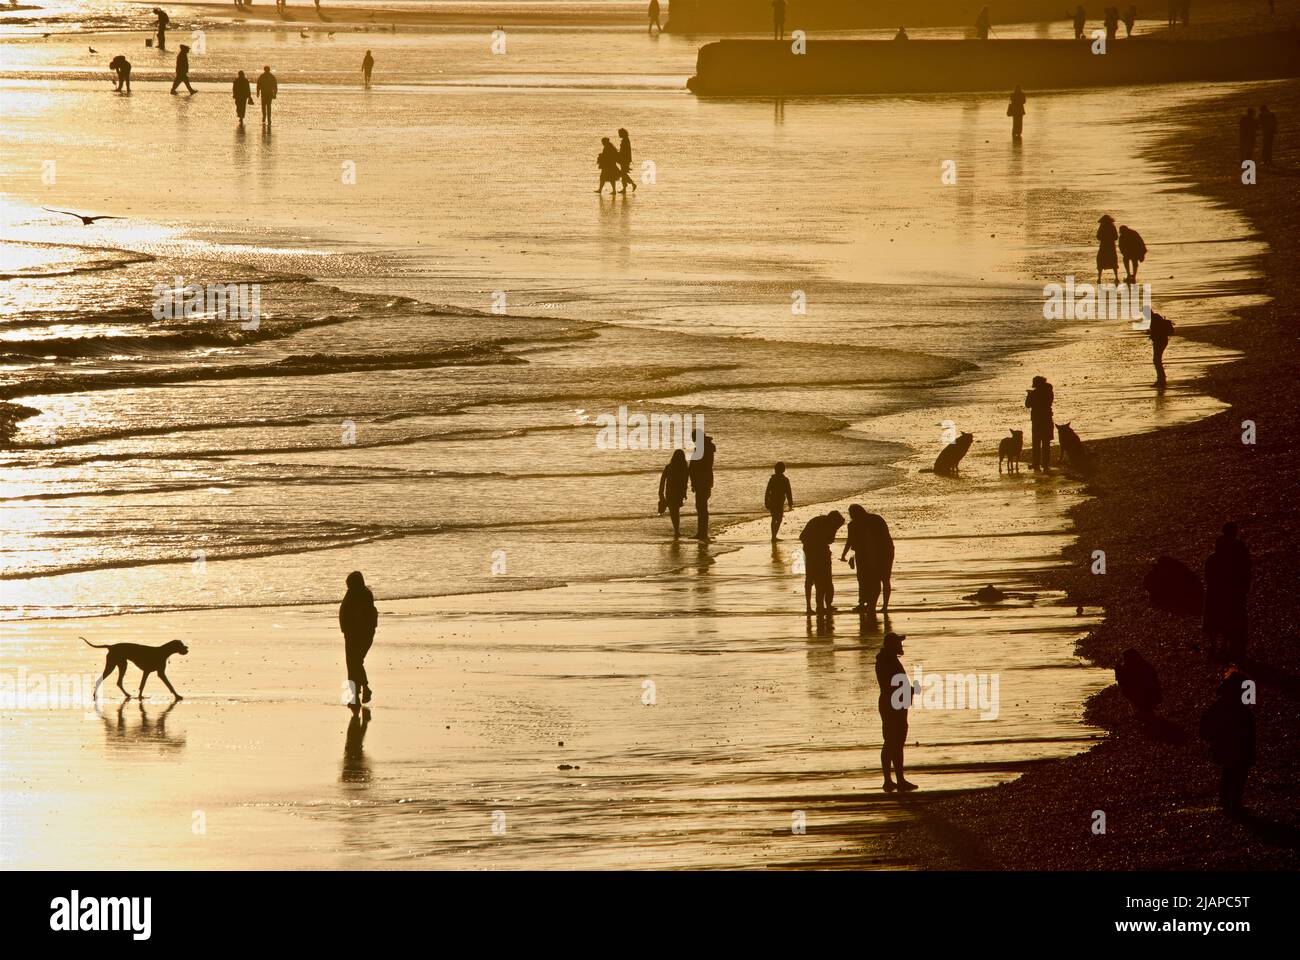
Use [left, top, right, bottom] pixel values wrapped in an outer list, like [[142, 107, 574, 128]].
[[881, 78, 1300, 870]]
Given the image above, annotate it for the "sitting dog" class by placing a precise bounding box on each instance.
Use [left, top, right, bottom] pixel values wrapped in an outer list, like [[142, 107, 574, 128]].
[[1054, 421, 1093, 475], [83, 636, 188, 701], [998, 429, 1023, 474], [933, 431, 974, 476]]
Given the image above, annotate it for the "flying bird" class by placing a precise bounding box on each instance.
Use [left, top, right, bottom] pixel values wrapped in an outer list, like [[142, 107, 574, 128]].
[[43, 207, 124, 225]]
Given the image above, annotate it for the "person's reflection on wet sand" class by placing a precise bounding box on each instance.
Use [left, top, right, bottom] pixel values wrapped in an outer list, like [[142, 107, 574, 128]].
[[342, 704, 372, 784]]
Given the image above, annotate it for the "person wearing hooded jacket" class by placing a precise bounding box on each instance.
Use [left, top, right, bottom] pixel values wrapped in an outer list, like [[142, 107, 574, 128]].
[[339, 571, 378, 704]]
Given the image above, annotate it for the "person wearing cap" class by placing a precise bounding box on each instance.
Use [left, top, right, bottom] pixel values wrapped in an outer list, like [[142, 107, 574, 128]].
[[798, 510, 844, 615], [876, 632, 918, 792]]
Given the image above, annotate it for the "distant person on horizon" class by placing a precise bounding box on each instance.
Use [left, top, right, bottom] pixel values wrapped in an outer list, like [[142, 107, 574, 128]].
[[975, 6, 991, 39], [1096, 213, 1119, 283], [841, 505, 894, 615], [1025, 375, 1054, 471], [658, 449, 690, 538], [169, 43, 194, 94], [876, 632, 918, 792], [232, 69, 252, 125], [1148, 309, 1173, 386], [1070, 5, 1086, 40], [772, 0, 786, 40], [109, 54, 131, 93], [1123, 4, 1136, 36], [596, 136, 621, 194], [362, 49, 374, 86], [1008, 85, 1026, 139], [1103, 6, 1119, 41], [688, 433, 716, 540], [1239, 107, 1257, 163], [617, 128, 637, 193], [1167, 0, 1176, 27], [1204, 522, 1251, 661], [256, 65, 278, 127], [648, 0, 661, 34], [764, 462, 794, 541], [1259, 104, 1276, 163], [894, 26, 909, 40], [1179, 0, 1190, 26], [153, 8, 169, 51], [1199, 669, 1254, 816], [339, 571, 378, 705], [1118, 224, 1146, 283], [799, 510, 843, 615]]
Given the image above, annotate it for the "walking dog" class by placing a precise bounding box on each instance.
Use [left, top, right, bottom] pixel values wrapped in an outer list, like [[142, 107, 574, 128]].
[[83, 637, 188, 701]]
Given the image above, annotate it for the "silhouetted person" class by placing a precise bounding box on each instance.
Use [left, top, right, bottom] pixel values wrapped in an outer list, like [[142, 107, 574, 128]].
[[617, 127, 636, 194], [1025, 375, 1054, 471], [1070, 6, 1085, 40], [1167, 0, 1176, 27], [1123, 4, 1136, 36], [1148, 309, 1173, 386], [1204, 522, 1251, 660], [658, 449, 689, 538], [648, 0, 661, 34], [109, 55, 131, 93], [1096, 213, 1119, 283], [1179, 0, 1190, 26], [232, 70, 252, 125], [1118, 224, 1146, 283], [169, 44, 194, 94], [1115, 648, 1161, 721], [876, 632, 917, 792], [688, 433, 716, 540], [1008, 85, 1026, 139], [1259, 104, 1276, 163], [772, 0, 786, 40], [339, 571, 377, 704], [1239, 107, 1257, 163], [153, 8, 169, 51], [764, 461, 794, 541], [841, 505, 894, 614], [256, 65, 277, 127], [975, 6, 991, 39], [893, 26, 909, 40], [362, 49, 374, 86], [1103, 6, 1119, 41], [799, 510, 843, 614], [596, 136, 620, 194], [1199, 669, 1254, 815]]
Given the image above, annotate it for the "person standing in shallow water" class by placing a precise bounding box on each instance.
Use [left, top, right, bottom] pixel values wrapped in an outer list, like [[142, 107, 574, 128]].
[[1095, 213, 1119, 284], [256, 65, 278, 128], [772, 0, 786, 40], [658, 449, 689, 538], [841, 505, 894, 615], [688, 433, 716, 540], [1025, 375, 1054, 471], [339, 571, 378, 705], [877, 632, 918, 792], [362, 50, 374, 86], [764, 461, 794, 541], [799, 510, 843, 615], [1148, 310, 1173, 386], [109, 55, 131, 93], [1007, 85, 1026, 139], [232, 70, 252, 126]]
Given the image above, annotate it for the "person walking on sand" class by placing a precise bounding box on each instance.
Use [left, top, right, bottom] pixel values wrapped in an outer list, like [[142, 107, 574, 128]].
[[974, 6, 991, 39], [1025, 375, 1054, 472], [841, 505, 894, 615], [1095, 213, 1119, 284], [339, 571, 378, 705], [658, 449, 690, 538], [232, 69, 253, 125], [688, 433, 716, 540], [256, 65, 278, 127], [1123, 4, 1136, 36], [1259, 104, 1276, 163], [1239, 107, 1257, 163], [596, 136, 621, 194], [877, 632, 918, 792], [1007, 85, 1026, 139], [1204, 522, 1251, 661], [772, 0, 786, 40], [617, 128, 637, 194], [1118, 224, 1146, 283], [1069, 5, 1085, 40], [799, 510, 843, 615], [153, 8, 169, 52], [169, 44, 195, 94], [362, 49, 374, 86], [1199, 668, 1254, 816], [648, 0, 661, 34], [109, 54, 131, 93], [764, 461, 794, 541], [1148, 309, 1173, 386]]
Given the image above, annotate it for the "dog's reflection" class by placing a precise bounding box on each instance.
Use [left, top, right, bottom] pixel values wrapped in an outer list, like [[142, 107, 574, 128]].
[[341, 704, 372, 784], [96, 699, 186, 751]]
